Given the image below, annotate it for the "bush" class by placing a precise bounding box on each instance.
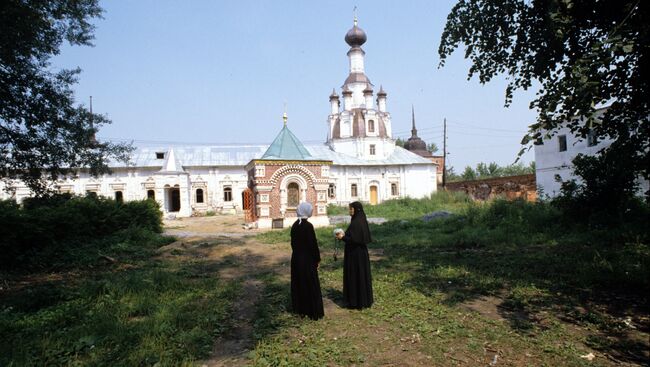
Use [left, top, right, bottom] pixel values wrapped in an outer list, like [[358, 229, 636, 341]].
[[0, 194, 163, 269]]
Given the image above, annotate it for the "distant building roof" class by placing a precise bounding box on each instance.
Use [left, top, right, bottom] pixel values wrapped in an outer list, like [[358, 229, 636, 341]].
[[113, 142, 435, 169]]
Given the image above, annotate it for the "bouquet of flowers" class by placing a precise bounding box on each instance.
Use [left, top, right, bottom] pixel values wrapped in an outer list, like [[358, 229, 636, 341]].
[[332, 228, 344, 261]]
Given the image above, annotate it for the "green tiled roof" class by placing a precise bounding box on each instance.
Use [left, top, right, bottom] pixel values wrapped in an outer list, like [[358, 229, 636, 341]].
[[261, 125, 313, 160]]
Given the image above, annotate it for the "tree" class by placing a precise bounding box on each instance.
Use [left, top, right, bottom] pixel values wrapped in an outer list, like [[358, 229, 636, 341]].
[[395, 137, 405, 147], [461, 166, 477, 181], [427, 142, 439, 154], [1, 0, 132, 195], [439, 0, 649, 198], [445, 166, 460, 182]]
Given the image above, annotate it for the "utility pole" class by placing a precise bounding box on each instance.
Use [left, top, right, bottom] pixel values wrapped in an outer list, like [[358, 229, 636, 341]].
[[89, 96, 97, 144], [442, 117, 447, 189]]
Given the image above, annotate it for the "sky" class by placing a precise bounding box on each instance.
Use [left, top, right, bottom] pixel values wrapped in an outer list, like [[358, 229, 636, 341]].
[[54, 0, 539, 171]]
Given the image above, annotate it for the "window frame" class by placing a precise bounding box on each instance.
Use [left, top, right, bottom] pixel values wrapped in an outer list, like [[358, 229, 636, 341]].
[[558, 135, 567, 152], [223, 186, 233, 202]]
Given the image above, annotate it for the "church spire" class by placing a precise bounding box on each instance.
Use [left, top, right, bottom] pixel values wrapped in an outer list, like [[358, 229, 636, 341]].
[[411, 105, 418, 137]]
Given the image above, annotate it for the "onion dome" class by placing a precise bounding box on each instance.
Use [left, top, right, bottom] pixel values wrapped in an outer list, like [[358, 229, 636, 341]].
[[403, 106, 430, 157], [329, 88, 339, 100], [345, 18, 367, 47], [377, 85, 387, 97]]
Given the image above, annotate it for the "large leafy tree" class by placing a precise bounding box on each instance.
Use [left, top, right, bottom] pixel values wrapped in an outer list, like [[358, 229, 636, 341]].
[[438, 0, 649, 197], [1, 0, 132, 195]]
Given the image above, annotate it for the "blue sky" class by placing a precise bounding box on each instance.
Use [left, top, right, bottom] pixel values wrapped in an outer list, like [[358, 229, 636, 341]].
[[54, 0, 538, 171]]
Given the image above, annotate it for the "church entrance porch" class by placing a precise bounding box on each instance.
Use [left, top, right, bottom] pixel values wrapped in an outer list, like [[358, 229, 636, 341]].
[[164, 185, 181, 212]]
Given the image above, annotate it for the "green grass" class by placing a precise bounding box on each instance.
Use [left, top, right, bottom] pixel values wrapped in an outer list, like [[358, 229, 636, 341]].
[[0, 230, 241, 366], [2, 196, 648, 366], [254, 197, 649, 366], [327, 191, 473, 220]]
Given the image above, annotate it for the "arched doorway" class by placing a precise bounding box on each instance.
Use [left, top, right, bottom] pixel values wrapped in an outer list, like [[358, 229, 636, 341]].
[[369, 185, 378, 205], [164, 185, 181, 212], [287, 182, 300, 207]]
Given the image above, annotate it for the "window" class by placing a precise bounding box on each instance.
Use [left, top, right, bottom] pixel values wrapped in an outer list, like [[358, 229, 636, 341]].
[[156, 152, 165, 159], [587, 129, 598, 147], [223, 187, 232, 202], [196, 188, 204, 203], [368, 120, 375, 133], [328, 183, 336, 198], [115, 191, 123, 203], [255, 166, 265, 177], [147, 190, 155, 200], [351, 184, 358, 197], [369, 144, 376, 155], [558, 135, 567, 152], [287, 182, 300, 207], [391, 183, 399, 196]]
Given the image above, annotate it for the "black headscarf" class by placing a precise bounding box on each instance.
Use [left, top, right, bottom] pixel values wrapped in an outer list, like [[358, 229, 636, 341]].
[[347, 201, 372, 244]]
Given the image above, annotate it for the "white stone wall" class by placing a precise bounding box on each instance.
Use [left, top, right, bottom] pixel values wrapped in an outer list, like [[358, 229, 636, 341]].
[[1, 161, 437, 217], [534, 124, 648, 198], [328, 163, 436, 205]]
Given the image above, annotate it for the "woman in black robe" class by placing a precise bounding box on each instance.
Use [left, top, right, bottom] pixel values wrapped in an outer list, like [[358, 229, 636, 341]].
[[336, 201, 373, 309], [290, 202, 324, 320]]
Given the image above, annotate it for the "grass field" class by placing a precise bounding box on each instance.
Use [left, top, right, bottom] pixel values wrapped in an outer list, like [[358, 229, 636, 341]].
[[1, 193, 648, 366]]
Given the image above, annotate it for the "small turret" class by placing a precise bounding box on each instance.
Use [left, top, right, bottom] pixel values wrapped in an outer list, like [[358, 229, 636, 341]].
[[376, 85, 387, 112], [329, 88, 340, 114], [342, 86, 353, 111], [363, 84, 373, 108]]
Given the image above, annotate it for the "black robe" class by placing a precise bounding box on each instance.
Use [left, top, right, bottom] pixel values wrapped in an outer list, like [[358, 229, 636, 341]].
[[290, 219, 324, 320], [342, 202, 374, 309]]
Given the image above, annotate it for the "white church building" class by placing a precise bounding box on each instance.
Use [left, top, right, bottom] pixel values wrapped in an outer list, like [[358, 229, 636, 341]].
[[534, 107, 649, 198], [1, 19, 438, 226]]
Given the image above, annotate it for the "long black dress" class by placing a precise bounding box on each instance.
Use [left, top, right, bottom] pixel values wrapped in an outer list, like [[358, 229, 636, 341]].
[[342, 201, 374, 309], [290, 219, 324, 320]]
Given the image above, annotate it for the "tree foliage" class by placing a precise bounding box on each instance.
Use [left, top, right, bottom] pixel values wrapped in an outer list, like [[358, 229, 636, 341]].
[[451, 161, 535, 181], [439, 0, 649, 195], [0, 0, 132, 195]]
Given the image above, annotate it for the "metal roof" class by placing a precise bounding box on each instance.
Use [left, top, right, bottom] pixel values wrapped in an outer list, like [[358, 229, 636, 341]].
[[113, 143, 434, 169], [261, 125, 313, 160]]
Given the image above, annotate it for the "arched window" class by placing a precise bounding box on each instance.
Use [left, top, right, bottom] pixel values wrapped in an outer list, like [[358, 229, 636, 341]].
[[196, 188, 204, 203], [223, 187, 232, 202], [115, 191, 123, 203], [391, 183, 399, 196], [351, 184, 358, 197], [147, 190, 155, 200], [287, 182, 300, 207], [328, 183, 336, 198], [368, 120, 375, 133]]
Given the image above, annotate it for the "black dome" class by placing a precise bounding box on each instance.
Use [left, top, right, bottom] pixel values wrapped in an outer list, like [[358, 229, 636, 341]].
[[345, 25, 367, 47]]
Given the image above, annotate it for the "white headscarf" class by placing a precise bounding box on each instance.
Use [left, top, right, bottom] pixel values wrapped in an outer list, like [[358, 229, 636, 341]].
[[296, 202, 313, 224]]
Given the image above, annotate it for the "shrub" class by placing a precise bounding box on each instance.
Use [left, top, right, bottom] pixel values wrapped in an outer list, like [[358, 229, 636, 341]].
[[0, 195, 163, 269]]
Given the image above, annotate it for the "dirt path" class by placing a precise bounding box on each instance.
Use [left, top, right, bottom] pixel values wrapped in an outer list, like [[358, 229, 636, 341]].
[[161, 215, 290, 367]]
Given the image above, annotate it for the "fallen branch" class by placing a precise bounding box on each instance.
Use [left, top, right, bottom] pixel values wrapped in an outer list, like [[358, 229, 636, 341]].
[[98, 253, 117, 263]]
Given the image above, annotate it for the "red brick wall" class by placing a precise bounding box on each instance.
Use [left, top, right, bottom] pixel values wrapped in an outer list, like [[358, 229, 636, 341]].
[[250, 162, 328, 219], [445, 174, 536, 201]]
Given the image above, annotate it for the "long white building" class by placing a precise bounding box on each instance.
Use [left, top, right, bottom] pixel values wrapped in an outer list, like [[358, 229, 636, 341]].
[[1, 19, 438, 221]]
